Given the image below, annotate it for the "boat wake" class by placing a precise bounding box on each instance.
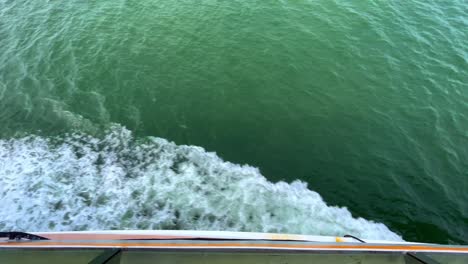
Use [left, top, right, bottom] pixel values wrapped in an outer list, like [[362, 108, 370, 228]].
[[0, 125, 402, 241]]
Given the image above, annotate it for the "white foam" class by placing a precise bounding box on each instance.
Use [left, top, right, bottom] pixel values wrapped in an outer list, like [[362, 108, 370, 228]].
[[0, 125, 402, 241]]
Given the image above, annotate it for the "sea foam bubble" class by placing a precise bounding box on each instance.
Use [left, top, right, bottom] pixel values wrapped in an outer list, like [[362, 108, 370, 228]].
[[0, 125, 402, 241]]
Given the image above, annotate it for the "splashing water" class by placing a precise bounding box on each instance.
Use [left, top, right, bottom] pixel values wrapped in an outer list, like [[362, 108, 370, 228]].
[[0, 125, 401, 241]]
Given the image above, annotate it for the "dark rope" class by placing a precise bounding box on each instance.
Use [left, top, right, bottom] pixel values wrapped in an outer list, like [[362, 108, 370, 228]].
[[344, 234, 366, 243]]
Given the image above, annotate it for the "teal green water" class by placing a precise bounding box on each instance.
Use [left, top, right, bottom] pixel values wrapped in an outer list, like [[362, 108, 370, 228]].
[[0, 0, 467, 244]]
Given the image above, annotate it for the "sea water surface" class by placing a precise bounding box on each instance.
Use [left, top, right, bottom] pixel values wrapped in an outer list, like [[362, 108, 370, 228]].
[[0, 0, 467, 244]]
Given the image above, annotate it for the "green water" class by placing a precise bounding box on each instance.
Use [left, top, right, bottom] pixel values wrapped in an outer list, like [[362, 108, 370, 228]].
[[0, 0, 467, 244]]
